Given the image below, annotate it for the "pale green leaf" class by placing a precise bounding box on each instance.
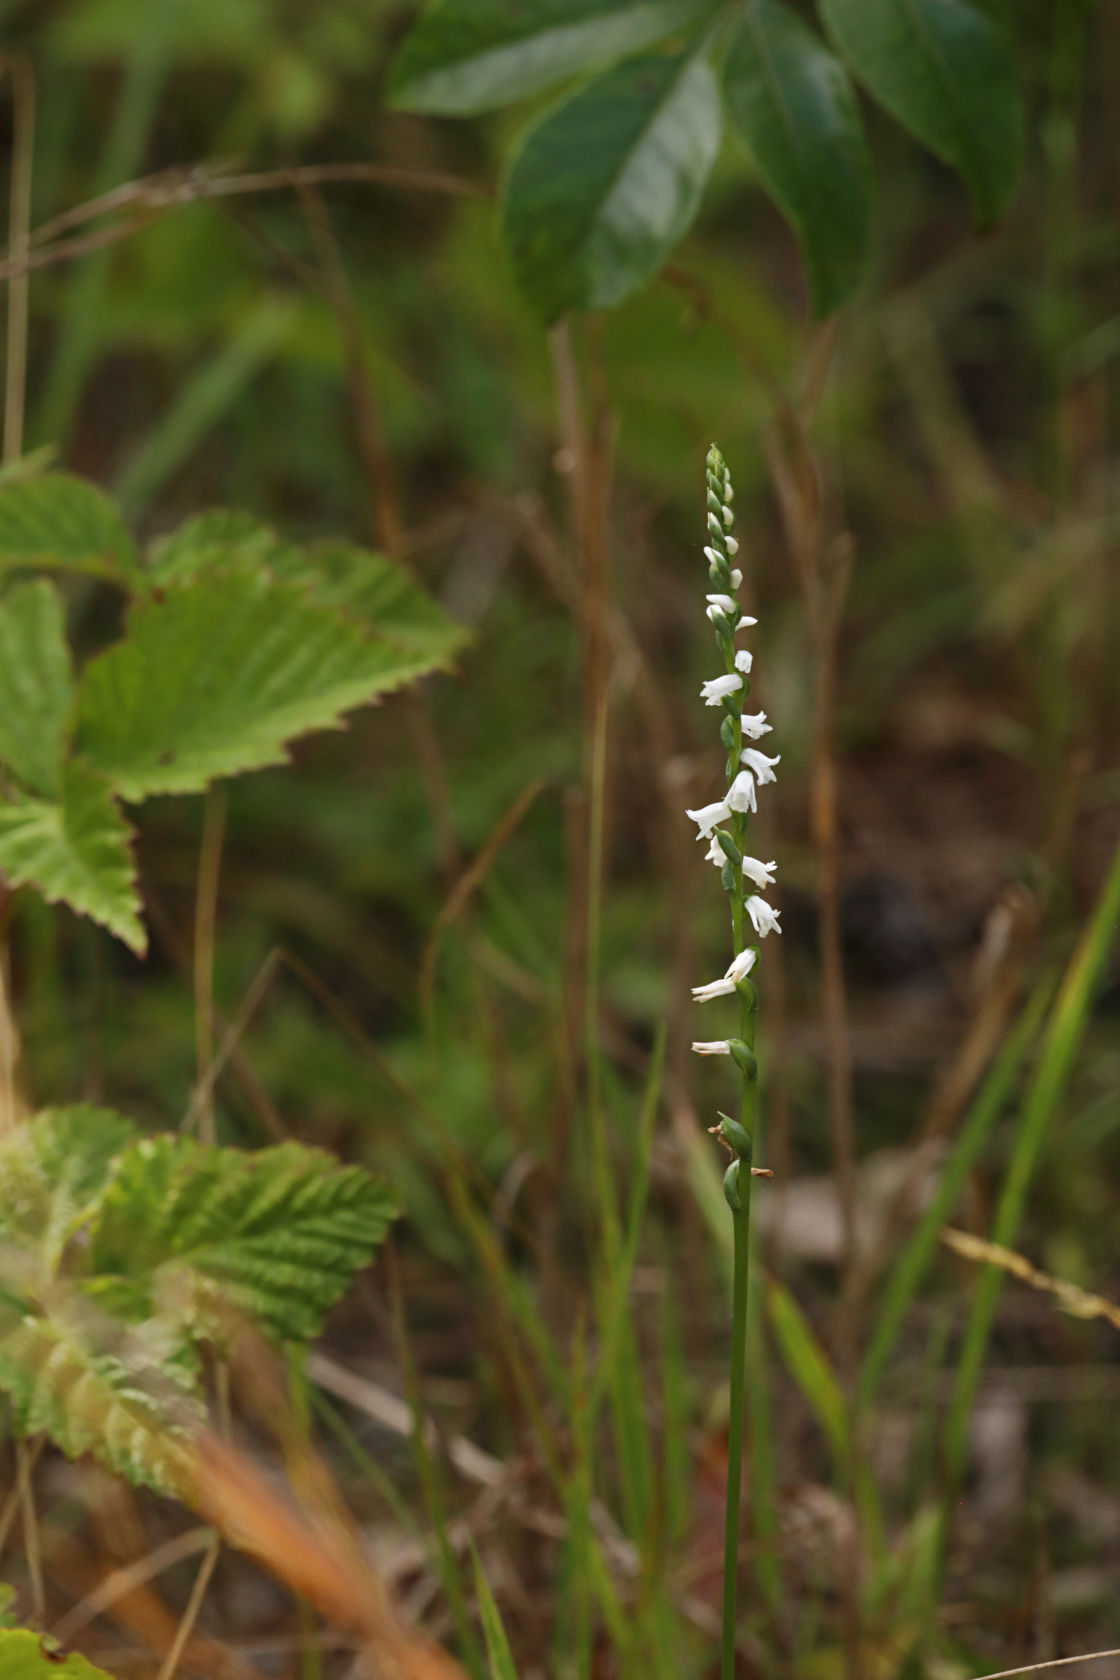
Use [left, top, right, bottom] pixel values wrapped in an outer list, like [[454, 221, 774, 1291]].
[[0, 762, 144, 954], [271, 542, 468, 662], [473, 1550, 520, 1680], [76, 568, 461, 802], [723, 1, 872, 316], [0, 472, 138, 579], [817, 0, 1024, 223], [0, 1291, 201, 1498], [501, 44, 722, 322], [90, 1137, 398, 1345], [388, 0, 716, 114], [0, 1106, 137, 1283], [0, 579, 74, 796], [0, 1629, 118, 1678], [148, 508, 293, 586]]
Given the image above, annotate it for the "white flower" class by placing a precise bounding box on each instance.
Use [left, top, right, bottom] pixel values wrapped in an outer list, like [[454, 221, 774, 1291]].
[[740, 746, 780, 784], [734, 649, 753, 674], [725, 948, 757, 983], [700, 673, 742, 706], [746, 896, 782, 938], [686, 799, 731, 838], [726, 534, 740, 556], [691, 1040, 732, 1056], [704, 832, 732, 866], [741, 711, 772, 739], [703, 546, 722, 566], [706, 594, 738, 612], [741, 857, 777, 889], [736, 616, 756, 631], [729, 569, 743, 589], [722, 505, 734, 528], [691, 977, 736, 1002], [726, 769, 756, 814]]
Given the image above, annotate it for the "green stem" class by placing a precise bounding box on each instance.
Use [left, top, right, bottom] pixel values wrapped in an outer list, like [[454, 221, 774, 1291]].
[[723, 1192, 753, 1680]]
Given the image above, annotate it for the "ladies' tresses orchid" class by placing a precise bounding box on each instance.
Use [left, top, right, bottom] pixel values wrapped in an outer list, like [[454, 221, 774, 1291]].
[[687, 799, 731, 839], [688, 446, 780, 1680], [746, 895, 782, 938], [740, 746, 780, 784], [741, 857, 778, 889], [701, 673, 743, 706]]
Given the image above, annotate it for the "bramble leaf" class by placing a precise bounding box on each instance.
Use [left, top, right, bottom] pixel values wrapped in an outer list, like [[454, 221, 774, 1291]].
[[147, 507, 292, 586], [723, 1, 872, 316], [0, 1291, 201, 1498], [0, 1628, 119, 1677], [0, 579, 74, 796], [76, 568, 463, 801], [90, 1137, 398, 1345], [271, 541, 467, 662], [0, 762, 144, 954], [0, 1107, 137, 1283], [817, 0, 1024, 224], [387, 0, 716, 114], [0, 473, 138, 579], [501, 43, 721, 322]]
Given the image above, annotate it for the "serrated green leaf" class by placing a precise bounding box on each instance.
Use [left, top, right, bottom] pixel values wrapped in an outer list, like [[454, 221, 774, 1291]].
[[271, 542, 468, 662], [0, 1107, 137, 1283], [0, 1290, 201, 1498], [0, 762, 144, 953], [501, 43, 721, 322], [0, 580, 74, 796], [90, 1137, 397, 1345], [723, 1, 872, 316], [148, 508, 294, 586], [76, 569, 460, 802], [388, 0, 716, 114], [817, 0, 1024, 224], [0, 1629, 118, 1678], [0, 473, 138, 579]]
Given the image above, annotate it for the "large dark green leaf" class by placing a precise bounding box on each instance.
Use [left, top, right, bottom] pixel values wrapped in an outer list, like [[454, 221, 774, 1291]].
[[724, 1, 872, 316], [817, 0, 1024, 224], [387, 0, 715, 114], [0, 579, 74, 796], [502, 43, 721, 322]]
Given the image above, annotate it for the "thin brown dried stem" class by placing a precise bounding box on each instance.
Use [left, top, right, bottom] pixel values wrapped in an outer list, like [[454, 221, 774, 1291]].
[[52, 1526, 215, 1645], [154, 1534, 221, 1680], [193, 784, 227, 1146]]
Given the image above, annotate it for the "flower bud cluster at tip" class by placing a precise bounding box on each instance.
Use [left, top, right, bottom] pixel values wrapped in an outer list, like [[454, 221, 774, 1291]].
[[688, 446, 782, 1039]]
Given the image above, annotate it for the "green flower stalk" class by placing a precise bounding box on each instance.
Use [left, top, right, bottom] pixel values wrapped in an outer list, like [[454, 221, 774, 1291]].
[[686, 445, 780, 1680]]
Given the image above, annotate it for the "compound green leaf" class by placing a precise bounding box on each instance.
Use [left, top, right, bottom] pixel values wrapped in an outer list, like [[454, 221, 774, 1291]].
[[147, 508, 293, 586], [0, 1107, 137, 1283], [0, 473, 138, 580], [387, 0, 715, 114], [0, 1629, 118, 1678], [724, 1, 872, 316], [0, 1292, 201, 1498], [817, 0, 1024, 223], [0, 762, 144, 954], [271, 542, 468, 662], [76, 568, 462, 802], [0, 580, 74, 796], [502, 43, 721, 322], [90, 1137, 398, 1345]]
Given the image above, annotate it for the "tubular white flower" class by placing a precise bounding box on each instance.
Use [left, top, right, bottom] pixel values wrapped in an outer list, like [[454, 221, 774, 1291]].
[[734, 649, 753, 675], [740, 746, 780, 784], [725, 948, 757, 982], [691, 977, 736, 1002], [687, 799, 732, 838], [691, 1040, 732, 1055], [726, 534, 740, 556], [700, 673, 742, 706], [703, 545, 722, 566], [735, 617, 756, 631], [706, 594, 738, 612], [741, 711, 772, 739], [741, 857, 777, 889], [746, 896, 782, 938], [704, 832, 730, 866], [729, 569, 743, 589], [726, 769, 757, 814], [722, 505, 734, 528]]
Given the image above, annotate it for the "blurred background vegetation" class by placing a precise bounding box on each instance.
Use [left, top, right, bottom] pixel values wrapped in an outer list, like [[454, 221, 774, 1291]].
[[1, 0, 1119, 1677]]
